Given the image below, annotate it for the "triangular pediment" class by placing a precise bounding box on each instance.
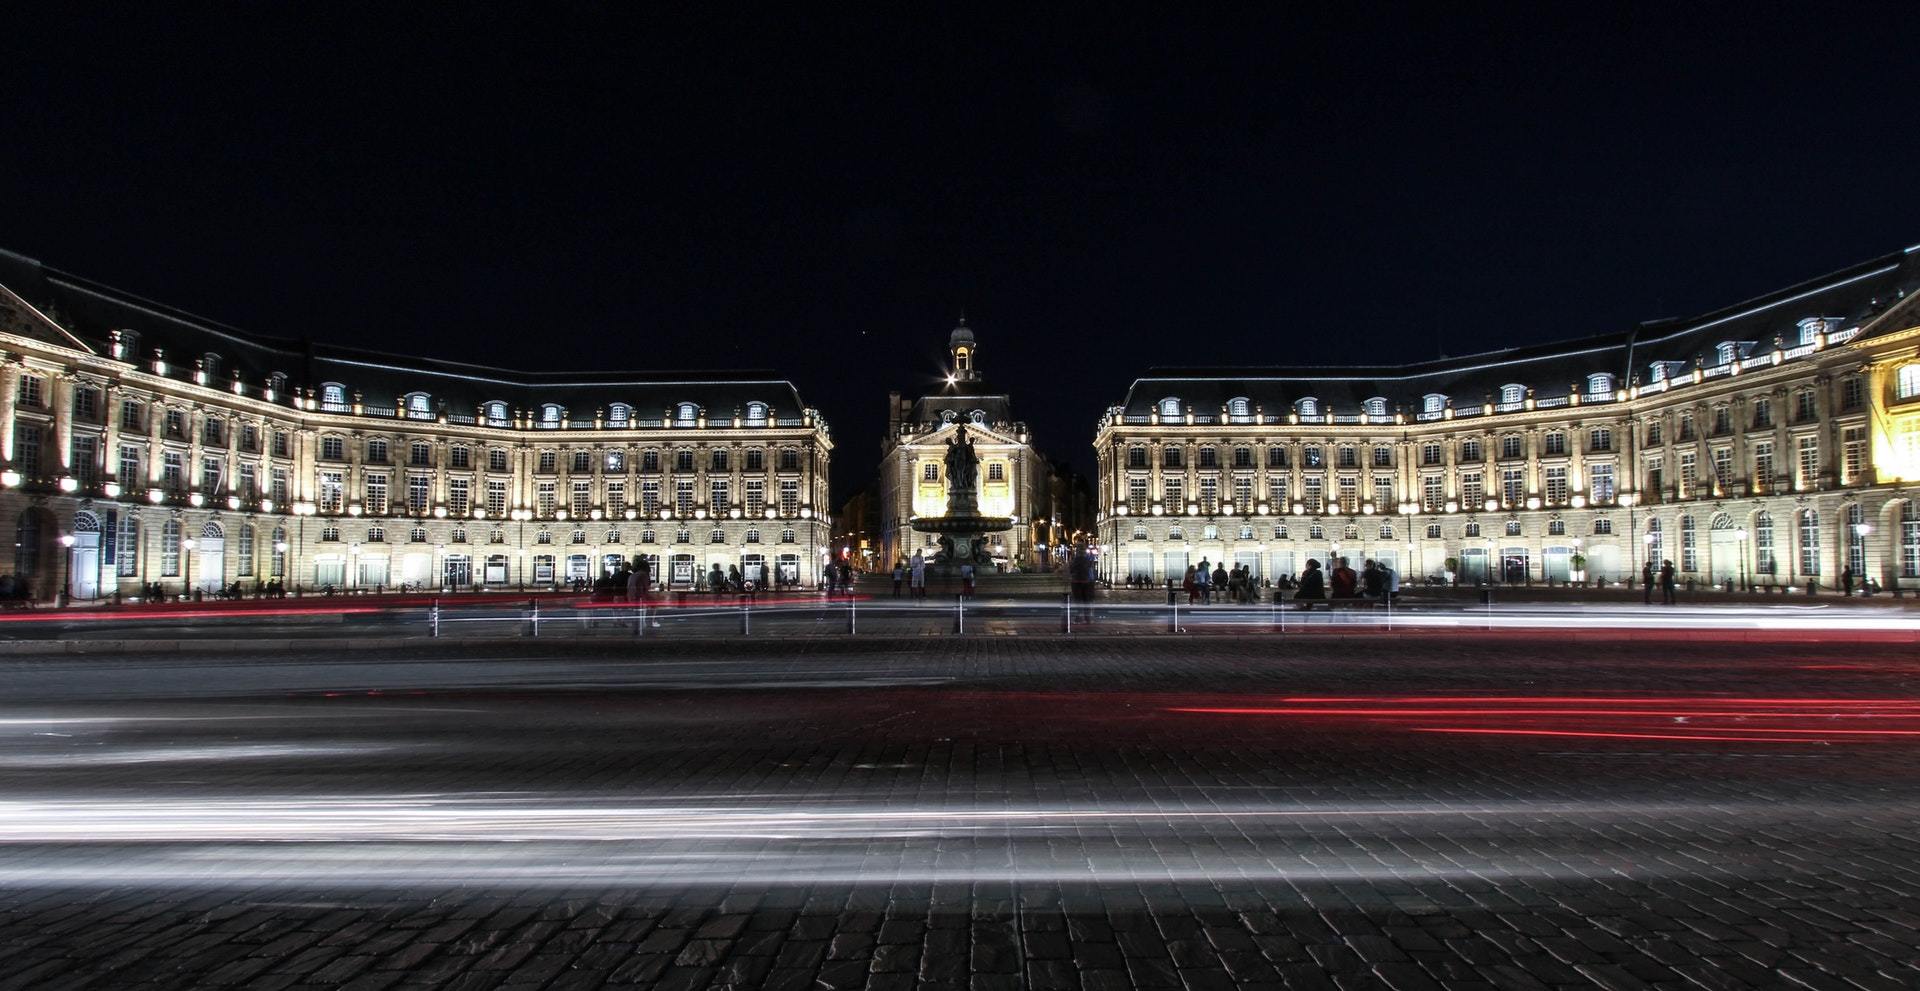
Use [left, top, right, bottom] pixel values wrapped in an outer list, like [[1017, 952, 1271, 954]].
[[0, 279, 97, 355], [914, 420, 1024, 448]]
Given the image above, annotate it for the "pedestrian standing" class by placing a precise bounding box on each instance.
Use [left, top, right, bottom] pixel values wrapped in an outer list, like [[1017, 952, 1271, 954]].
[[1841, 565, 1855, 597], [1183, 564, 1198, 604], [910, 551, 927, 599], [892, 561, 904, 597], [1641, 561, 1654, 605], [960, 561, 975, 596], [1659, 559, 1678, 605]]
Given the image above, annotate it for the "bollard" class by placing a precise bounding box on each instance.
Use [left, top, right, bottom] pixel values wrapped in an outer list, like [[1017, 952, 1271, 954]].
[[1064, 594, 1072, 634], [430, 598, 440, 638], [530, 598, 540, 638], [847, 595, 857, 635], [741, 600, 750, 636], [955, 594, 964, 634], [1168, 597, 1180, 633], [636, 603, 646, 638]]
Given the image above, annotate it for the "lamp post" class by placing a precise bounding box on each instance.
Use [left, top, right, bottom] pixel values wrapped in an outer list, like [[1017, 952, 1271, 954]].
[[182, 536, 196, 597], [57, 534, 74, 607], [1735, 528, 1749, 592], [1851, 522, 1872, 595]]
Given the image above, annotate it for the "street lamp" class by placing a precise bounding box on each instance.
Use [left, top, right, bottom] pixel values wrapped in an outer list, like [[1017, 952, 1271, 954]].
[[57, 534, 75, 606], [182, 536, 197, 596], [1735, 528, 1749, 592]]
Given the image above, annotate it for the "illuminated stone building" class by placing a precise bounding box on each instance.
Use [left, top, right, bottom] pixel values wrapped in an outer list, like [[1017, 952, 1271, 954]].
[[878, 320, 1048, 569], [1096, 245, 1920, 591], [0, 248, 833, 601]]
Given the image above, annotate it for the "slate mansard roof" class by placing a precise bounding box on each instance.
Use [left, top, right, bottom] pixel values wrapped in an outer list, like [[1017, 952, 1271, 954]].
[[0, 248, 817, 427], [1118, 243, 1920, 423]]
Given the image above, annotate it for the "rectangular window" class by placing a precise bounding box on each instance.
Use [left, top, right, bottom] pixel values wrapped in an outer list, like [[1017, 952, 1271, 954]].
[[1422, 443, 1443, 466], [12, 424, 39, 478], [408, 474, 431, 514], [1679, 451, 1697, 498], [1461, 439, 1483, 462], [987, 463, 1005, 482], [1678, 413, 1695, 441], [1303, 476, 1322, 511], [489, 449, 509, 472], [1543, 433, 1566, 456], [366, 439, 388, 464], [241, 424, 258, 452], [71, 435, 98, 487], [448, 478, 471, 517], [1589, 464, 1615, 503], [1267, 446, 1288, 469], [1902, 502, 1919, 579], [486, 479, 508, 517], [1753, 442, 1775, 490], [121, 399, 143, 432], [740, 480, 759, 514], [203, 418, 223, 446], [1799, 513, 1821, 575], [1234, 448, 1254, 469], [272, 431, 290, 458], [18, 374, 44, 408], [165, 409, 186, 439], [1372, 476, 1393, 511], [1336, 446, 1357, 469], [641, 450, 661, 472], [1712, 448, 1733, 491], [922, 463, 939, 481], [1588, 428, 1611, 452], [1796, 436, 1819, 488], [1752, 398, 1772, 428], [1422, 475, 1444, 512], [1544, 466, 1568, 504], [161, 524, 180, 577], [1200, 477, 1219, 514], [1234, 476, 1253, 510], [573, 450, 593, 473], [1646, 456, 1664, 495], [1842, 376, 1865, 411], [411, 443, 434, 468], [608, 479, 628, 515], [536, 481, 557, 517], [573, 480, 593, 516], [676, 480, 695, 516], [1460, 472, 1483, 509], [116, 515, 138, 577], [1266, 476, 1288, 510], [450, 446, 470, 469], [119, 444, 142, 485], [237, 528, 254, 577], [271, 468, 290, 505], [364, 473, 388, 515], [779, 480, 799, 516], [538, 451, 557, 473], [1164, 477, 1184, 509], [73, 387, 98, 421], [1372, 446, 1392, 468], [1128, 477, 1149, 514], [1501, 436, 1523, 460], [1795, 391, 1818, 422], [317, 470, 344, 512], [1501, 467, 1525, 505], [200, 456, 223, 493], [676, 450, 696, 472], [162, 451, 185, 492], [236, 462, 256, 498], [321, 436, 344, 460], [1842, 427, 1867, 484], [1336, 476, 1358, 514], [1682, 518, 1698, 572], [710, 449, 729, 472], [641, 481, 660, 514]]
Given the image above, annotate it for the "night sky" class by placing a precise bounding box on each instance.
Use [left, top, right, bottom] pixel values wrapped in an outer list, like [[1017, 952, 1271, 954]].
[[5, 7, 1918, 502]]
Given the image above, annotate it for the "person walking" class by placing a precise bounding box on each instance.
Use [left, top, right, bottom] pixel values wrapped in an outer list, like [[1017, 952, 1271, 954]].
[[960, 561, 975, 597], [892, 561, 904, 598], [1641, 561, 1654, 605], [1295, 558, 1326, 609], [1841, 565, 1855, 597], [1658, 559, 1678, 605], [910, 551, 927, 599]]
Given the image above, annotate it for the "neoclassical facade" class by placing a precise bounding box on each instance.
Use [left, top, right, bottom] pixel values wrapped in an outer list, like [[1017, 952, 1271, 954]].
[[0, 248, 833, 601], [1096, 245, 1920, 591], [877, 322, 1048, 569]]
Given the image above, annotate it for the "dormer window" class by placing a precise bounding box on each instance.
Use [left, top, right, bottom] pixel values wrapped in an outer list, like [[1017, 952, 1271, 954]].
[[110, 329, 138, 360], [674, 402, 699, 427], [1714, 341, 1738, 366], [1423, 393, 1446, 414], [1586, 373, 1614, 396], [607, 403, 632, 426], [1796, 317, 1831, 346], [970, 409, 987, 425], [1157, 397, 1182, 419], [1226, 397, 1251, 421], [484, 401, 509, 427], [1296, 397, 1319, 418], [940, 410, 957, 424], [1363, 397, 1388, 418], [404, 392, 433, 420], [320, 383, 348, 411], [744, 401, 767, 426], [1499, 384, 1524, 406], [540, 404, 564, 427]]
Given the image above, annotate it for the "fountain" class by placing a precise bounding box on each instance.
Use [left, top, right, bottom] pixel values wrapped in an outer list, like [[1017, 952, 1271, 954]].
[[911, 424, 1013, 564]]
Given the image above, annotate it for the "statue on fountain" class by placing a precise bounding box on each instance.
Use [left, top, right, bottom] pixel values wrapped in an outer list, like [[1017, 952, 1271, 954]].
[[943, 424, 980, 515], [912, 422, 1011, 566]]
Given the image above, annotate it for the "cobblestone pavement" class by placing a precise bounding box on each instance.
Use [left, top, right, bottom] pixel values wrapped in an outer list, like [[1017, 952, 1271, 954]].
[[3, 637, 1920, 989]]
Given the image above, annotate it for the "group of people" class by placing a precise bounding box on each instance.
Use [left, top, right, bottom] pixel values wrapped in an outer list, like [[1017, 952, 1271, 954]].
[[890, 551, 931, 598], [1179, 558, 1262, 604], [1640, 560, 1680, 605], [1290, 556, 1399, 608], [822, 560, 859, 596]]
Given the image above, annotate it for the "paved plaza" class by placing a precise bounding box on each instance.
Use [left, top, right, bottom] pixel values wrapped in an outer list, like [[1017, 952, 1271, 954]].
[[3, 635, 1919, 990]]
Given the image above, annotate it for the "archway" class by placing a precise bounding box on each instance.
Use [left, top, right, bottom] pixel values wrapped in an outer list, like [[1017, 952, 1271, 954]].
[[197, 520, 226, 592], [69, 511, 102, 600]]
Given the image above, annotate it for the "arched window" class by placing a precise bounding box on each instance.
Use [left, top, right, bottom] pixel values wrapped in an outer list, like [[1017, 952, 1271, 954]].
[[1425, 523, 1441, 539], [745, 527, 761, 543], [781, 528, 796, 543], [1272, 524, 1289, 539], [1227, 397, 1251, 421], [320, 525, 341, 543], [675, 527, 693, 544], [1157, 397, 1182, 418], [1343, 524, 1359, 540], [1499, 384, 1524, 406], [540, 404, 564, 427], [1296, 397, 1319, 418], [1422, 393, 1446, 414], [1309, 523, 1325, 540], [404, 392, 432, 419], [1167, 526, 1184, 541], [449, 526, 467, 543], [536, 529, 552, 545], [1363, 397, 1388, 418], [605, 528, 620, 544], [674, 402, 699, 426], [1753, 510, 1776, 574], [72, 511, 100, 534], [1203, 525, 1220, 540], [607, 403, 633, 425], [1378, 524, 1394, 539], [484, 401, 509, 426], [969, 409, 987, 425], [365, 525, 384, 543], [1238, 524, 1254, 539], [1587, 373, 1613, 396], [410, 525, 428, 543], [1548, 519, 1565, 536], [1799, 509, 1821, 575], [1464, 521, 1480, 538], [200, 520, 224, 540], [571, 529, 587, 545], [320, 383, 348, 410], [1505, 520, 1522, 536], [1715, 341, 1737, 365], [1592, 518, 1613, 535], [744, 401, 768, 426], [1901, 501, 1920, 579], [1132, 522, 1148, 540]]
